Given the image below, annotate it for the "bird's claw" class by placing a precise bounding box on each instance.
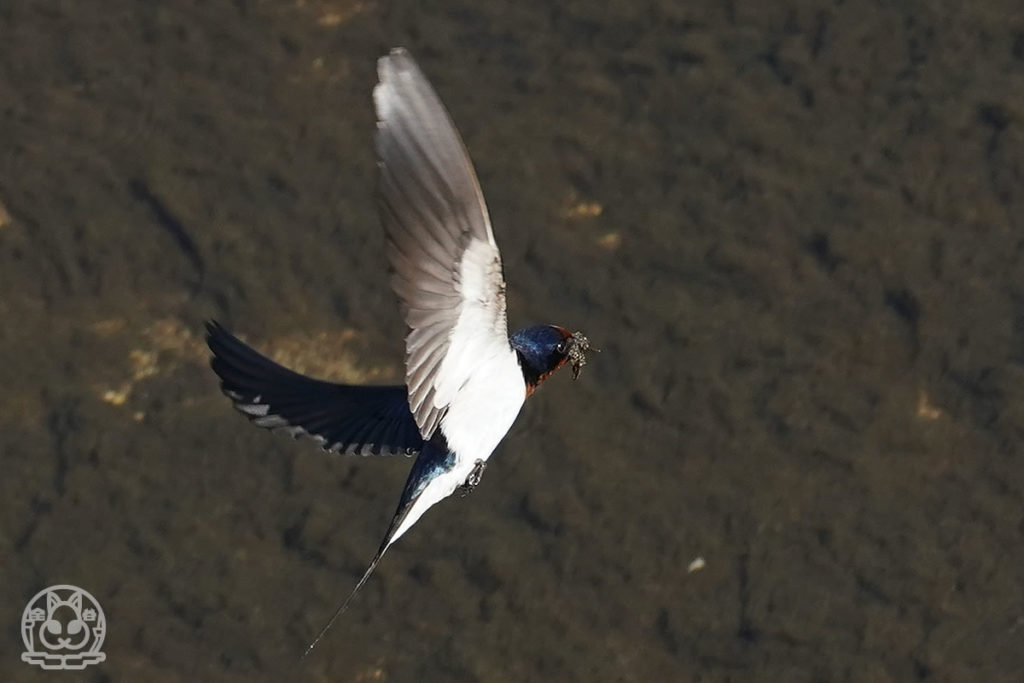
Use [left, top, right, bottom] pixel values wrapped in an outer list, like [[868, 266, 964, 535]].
[[460, 459, 486, 496]]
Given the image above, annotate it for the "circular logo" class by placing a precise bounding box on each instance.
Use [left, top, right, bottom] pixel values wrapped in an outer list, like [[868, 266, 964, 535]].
[[21, 584, 107, 670]]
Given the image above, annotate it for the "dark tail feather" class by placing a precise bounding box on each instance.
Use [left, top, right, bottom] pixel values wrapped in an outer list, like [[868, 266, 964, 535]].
[[302, 543, 389, 660], [300, 436, 458, 658]]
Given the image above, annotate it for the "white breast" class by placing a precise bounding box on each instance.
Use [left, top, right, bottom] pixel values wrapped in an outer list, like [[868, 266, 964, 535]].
[[441, 345, 526, 462], [387, 347, 525, 546]]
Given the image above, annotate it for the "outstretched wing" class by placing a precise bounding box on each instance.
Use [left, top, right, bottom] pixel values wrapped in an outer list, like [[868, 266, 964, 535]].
[[375, 48, 512, 440], [206, 321, 423, 456]]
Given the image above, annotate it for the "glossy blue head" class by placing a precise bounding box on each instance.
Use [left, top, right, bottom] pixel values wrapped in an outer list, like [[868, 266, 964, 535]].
[[510, 325, 591, 395]]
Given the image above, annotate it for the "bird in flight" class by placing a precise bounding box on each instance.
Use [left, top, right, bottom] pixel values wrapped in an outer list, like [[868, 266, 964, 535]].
[[206, 48, 592, 656]]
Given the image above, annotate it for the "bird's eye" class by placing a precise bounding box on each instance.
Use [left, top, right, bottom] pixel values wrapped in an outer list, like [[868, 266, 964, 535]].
[[556, 342, 567, 354]]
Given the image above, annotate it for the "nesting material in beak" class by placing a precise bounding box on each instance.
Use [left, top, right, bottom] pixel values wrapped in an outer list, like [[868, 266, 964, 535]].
[[565, 331, 593, 380]]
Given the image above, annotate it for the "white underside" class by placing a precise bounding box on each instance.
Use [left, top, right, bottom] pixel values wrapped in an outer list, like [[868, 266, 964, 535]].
[[388, 346, 526, 544], [440, 343, 526, 460]]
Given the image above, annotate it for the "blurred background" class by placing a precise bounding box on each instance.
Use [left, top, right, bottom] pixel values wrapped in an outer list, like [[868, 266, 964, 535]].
[[2, 1, 1022, 681]]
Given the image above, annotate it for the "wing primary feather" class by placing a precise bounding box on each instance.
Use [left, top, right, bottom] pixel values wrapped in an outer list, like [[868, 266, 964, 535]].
[[380, 178, 463, 269], [385, 235, 454, 287], [379, 118, 469, 242], [205, 321, 423, 457]]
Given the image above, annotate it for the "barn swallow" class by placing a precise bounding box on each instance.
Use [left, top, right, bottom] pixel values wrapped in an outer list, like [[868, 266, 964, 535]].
[[205, 48, 591, 656]]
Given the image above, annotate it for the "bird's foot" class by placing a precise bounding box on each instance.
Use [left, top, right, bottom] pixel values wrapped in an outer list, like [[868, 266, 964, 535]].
[[460, 459, 486, 496]]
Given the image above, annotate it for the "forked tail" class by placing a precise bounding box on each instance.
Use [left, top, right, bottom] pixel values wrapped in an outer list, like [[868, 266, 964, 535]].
[[301, 545, 388, 660], [300, 433, 459, 658]]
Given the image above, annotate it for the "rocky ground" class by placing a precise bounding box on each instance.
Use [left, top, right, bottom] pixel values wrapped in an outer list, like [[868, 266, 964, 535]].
[[1, 1, 1022, 681]]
